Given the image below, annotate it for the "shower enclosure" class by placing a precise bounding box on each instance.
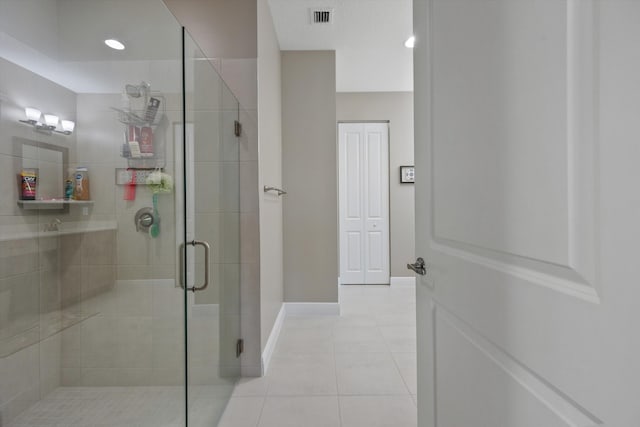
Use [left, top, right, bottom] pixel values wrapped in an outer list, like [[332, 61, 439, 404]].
[[0, 1, 244, 426]]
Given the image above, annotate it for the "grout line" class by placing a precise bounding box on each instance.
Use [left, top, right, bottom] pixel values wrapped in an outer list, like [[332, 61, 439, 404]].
[[254, 395, 267, 427], [251, 288, 416, 426], [390, 350, 414, 397], [332, 324, 343, 427], [337, 393, 417, 398]]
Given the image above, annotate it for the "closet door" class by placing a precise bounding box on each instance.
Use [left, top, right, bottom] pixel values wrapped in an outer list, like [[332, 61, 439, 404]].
[[339, 123, 389, 284]]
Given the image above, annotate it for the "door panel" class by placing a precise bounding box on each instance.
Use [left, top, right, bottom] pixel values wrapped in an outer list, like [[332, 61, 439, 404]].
[[339, 123, 390, 284], [341, 128, 365, 283], [435, 310, 579, 427], [413, 0, 639, 425], [347, 231, 362, 273], [363, 124, 389, 284], [366, 132, 383, 218], [367, 231, 384, 272], [347, 133, 362, 219], [431, 0, 572, 266]]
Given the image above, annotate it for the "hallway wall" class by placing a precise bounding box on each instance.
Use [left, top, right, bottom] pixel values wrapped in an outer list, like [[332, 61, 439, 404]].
[[336, 92, 415, 278], [162, 0, 256, 59], [257, 0, 284, 357], [282, 51, 338, 303]]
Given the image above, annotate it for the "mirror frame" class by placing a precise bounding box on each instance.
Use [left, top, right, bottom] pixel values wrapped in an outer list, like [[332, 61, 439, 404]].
[[14, 136, 70, 212]]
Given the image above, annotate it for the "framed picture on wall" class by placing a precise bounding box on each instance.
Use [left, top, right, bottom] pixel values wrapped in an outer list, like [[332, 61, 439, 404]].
[[400, 165, 415, 184]]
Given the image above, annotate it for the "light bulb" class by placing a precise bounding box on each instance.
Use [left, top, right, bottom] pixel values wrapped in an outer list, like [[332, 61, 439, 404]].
[[61, 120, 75, 133], [105, 39, 125, 50], [44, 114, 59, 128], [404, 35, 416, 48], [25, 107, 41, 122]]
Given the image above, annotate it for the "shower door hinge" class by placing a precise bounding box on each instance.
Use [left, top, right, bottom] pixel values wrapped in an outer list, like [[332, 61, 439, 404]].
[[234, 120, 242, 137], [236, 339, 244, 358]]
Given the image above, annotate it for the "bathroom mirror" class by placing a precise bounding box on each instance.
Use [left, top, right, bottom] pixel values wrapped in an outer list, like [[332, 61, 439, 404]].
[[15, 137, 69, 201]]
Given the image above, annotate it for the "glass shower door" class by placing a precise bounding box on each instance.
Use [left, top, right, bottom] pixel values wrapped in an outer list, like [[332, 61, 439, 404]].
[[1, 1, 191, 426], [182, 29, 242, 427]]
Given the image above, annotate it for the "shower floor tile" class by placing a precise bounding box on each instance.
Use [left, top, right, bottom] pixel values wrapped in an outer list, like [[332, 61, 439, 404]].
[[8, 386, 227, 427]]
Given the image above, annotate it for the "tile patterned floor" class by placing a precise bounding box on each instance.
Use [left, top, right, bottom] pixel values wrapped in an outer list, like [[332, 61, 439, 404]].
[[219, 284, 417, 427], [7, 385, 232, 427], [7, 284, 416, 427]]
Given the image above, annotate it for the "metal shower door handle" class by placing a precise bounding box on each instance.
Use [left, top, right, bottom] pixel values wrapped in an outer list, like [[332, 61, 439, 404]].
[[407, 257, 427, 276], [189, 240, 211, 292]]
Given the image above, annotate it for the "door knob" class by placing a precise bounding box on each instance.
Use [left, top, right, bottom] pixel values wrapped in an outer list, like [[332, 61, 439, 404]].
[[407, 257, 427, 275]]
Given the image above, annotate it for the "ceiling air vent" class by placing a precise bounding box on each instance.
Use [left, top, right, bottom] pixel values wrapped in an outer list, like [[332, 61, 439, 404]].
[[310, 8, 333, 24]]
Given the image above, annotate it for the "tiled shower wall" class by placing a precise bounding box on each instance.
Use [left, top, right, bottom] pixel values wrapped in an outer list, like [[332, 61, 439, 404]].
[[59, 92, 187, 387], [0, 236, 62, 425], [0, 58, 78, 425]]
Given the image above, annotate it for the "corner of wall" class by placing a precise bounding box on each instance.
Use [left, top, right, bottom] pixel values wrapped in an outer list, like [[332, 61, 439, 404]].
[[257, 0, 285, 355]]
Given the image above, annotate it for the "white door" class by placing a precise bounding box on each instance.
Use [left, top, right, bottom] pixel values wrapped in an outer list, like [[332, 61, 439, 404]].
[[413, 1, 640, 426], [339, 122, 390, 284]]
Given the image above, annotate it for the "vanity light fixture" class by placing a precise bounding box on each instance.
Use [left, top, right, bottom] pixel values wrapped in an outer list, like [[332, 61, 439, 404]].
[[105, 39, 125, 50], [19, 107, 75, 135], [404, 35, 416, 48]]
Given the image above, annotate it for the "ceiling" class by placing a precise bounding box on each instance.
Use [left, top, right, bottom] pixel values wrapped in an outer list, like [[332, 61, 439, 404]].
[[268, 0, 413, 93], [0, 0, 184, 93], [0, 0, 413, 94]]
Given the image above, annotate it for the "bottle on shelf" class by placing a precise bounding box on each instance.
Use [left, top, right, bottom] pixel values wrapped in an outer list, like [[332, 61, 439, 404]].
[[73, 167, 90, 201]]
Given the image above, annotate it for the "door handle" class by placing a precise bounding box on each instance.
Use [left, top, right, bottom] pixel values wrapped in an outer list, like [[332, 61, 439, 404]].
[[189, 240, 211, 292], [407, 257, 427, 276]]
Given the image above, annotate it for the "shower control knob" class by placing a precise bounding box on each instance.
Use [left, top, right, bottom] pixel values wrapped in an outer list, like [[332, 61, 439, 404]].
[[134, 207, 156, 232], [139, 213, 154, 227]]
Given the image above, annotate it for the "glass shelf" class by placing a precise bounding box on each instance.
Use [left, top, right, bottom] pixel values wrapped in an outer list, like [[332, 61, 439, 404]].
[[17, 200, 94, 210]]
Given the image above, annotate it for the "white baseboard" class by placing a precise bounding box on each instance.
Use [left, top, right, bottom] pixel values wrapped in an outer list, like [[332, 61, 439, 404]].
[[390, 276, 416, 287], [259, 302, 340, 376], [285, 302, 341, 316], [261, 304, 286, 375]]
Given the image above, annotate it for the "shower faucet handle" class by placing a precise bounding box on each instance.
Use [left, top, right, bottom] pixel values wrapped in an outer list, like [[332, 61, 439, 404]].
[[134, 207, 155, 232]]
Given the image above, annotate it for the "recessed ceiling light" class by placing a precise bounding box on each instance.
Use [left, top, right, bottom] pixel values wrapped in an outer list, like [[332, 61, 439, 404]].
[[404, 35, 416, 49], [105, 39, 125, 50]]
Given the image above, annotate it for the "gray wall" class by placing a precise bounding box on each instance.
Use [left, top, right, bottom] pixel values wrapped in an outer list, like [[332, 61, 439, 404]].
[[163, 0, 256, 59], [336, 92, 415, 277], [257, 0, 284, 351], [282, 51, 338, 303]]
